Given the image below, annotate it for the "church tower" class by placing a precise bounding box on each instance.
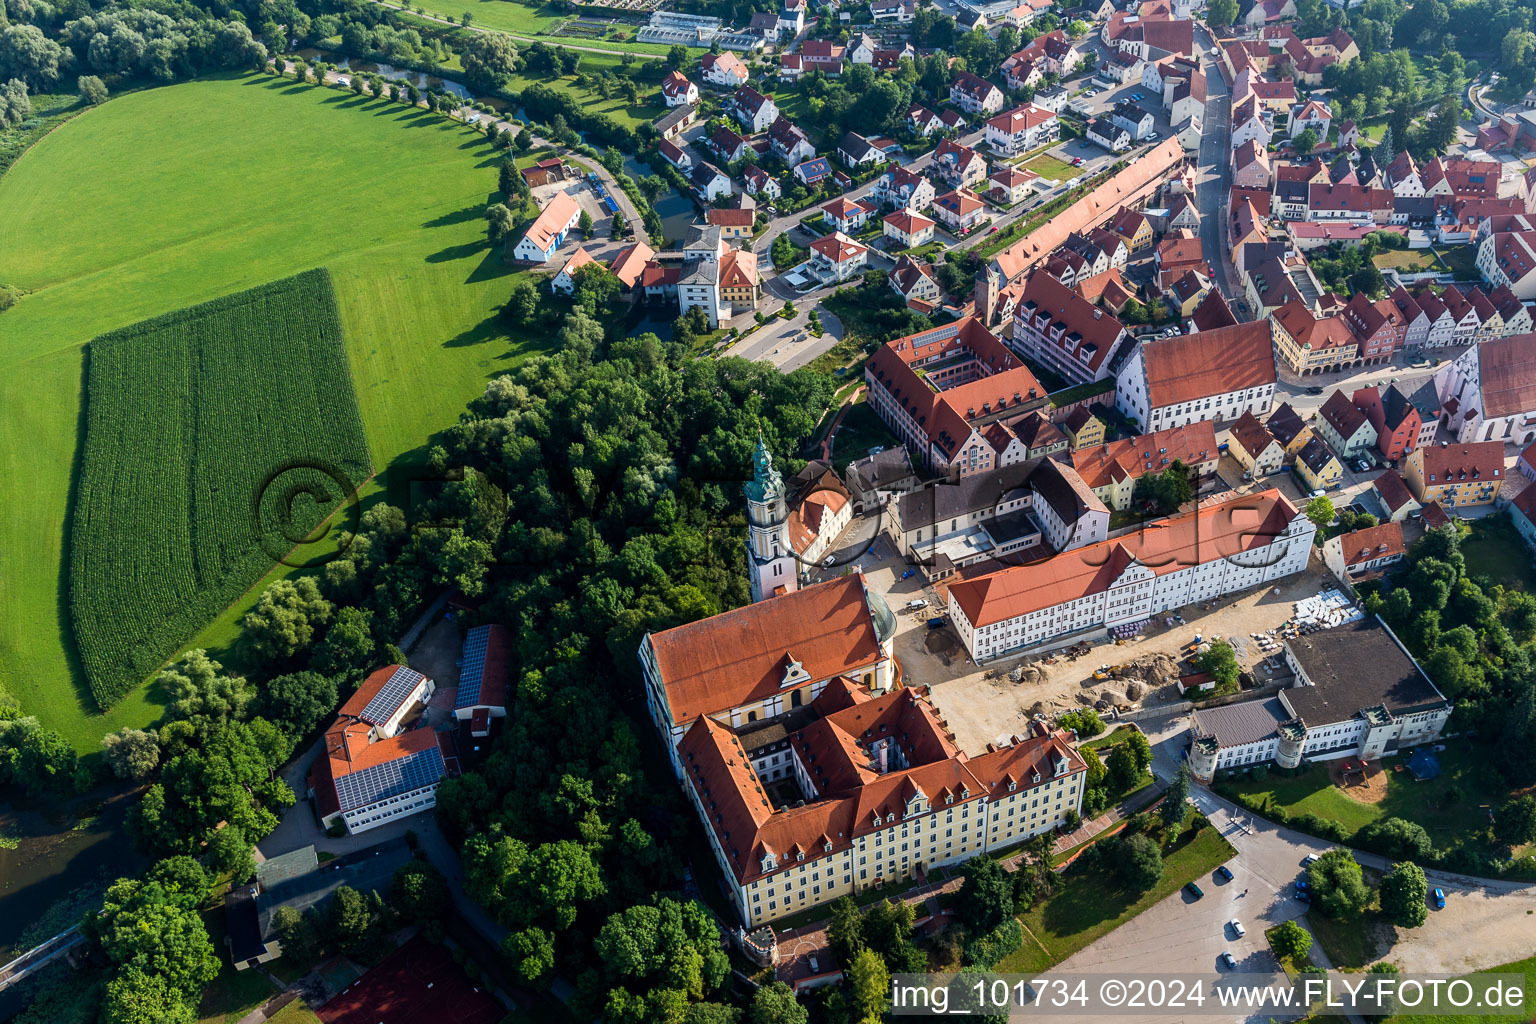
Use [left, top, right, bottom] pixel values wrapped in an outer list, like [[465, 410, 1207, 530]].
[[746, 436, 798, 603]]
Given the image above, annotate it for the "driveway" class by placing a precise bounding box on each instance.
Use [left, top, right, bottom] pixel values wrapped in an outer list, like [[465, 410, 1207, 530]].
[[1059, 717, 1536, 982]]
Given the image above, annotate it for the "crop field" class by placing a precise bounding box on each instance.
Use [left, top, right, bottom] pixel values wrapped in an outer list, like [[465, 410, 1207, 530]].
[[70, 271, 372, 708], [0, 73, 552, 747]]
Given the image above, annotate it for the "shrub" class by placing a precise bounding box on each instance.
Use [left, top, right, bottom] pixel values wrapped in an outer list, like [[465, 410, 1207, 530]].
[[961, 917, 1023, 969]]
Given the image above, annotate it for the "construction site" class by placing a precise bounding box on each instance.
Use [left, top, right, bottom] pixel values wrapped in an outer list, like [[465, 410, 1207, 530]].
[[868, 553, 1344, 756]]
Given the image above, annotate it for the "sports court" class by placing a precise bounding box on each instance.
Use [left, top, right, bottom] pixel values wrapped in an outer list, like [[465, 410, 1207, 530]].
[[317, 937, 503, 1024]]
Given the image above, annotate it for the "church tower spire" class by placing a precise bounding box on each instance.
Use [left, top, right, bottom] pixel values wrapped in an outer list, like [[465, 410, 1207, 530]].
[[745, 436, 797, 603]]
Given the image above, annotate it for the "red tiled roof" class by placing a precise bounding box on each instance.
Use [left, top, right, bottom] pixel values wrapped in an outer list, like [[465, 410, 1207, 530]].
[[1335, 521, 1405, 567], [1139, 321, 1276, 408], [647, 576, 882, 726], [1373, 468, 1416, 513], [1070, 421, 1218, 490], [1474, 332, 1536, 419], [1417, 441, 1505, 485], [951, 489, 1299, 627]]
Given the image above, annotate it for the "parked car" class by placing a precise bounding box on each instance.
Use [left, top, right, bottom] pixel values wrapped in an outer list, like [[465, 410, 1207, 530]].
[[1294, 889, 1311, 903], [905, 598, 928, 610], [1295, 878, 1310, 890], [1356, 459, 1371, 472], [1186, 882, 1204, 899], [1215, 865, 1233, 881], [1228, 918, 1246, 938], [1302, 853, 1321, 865], [926, 616, 946, 629], [1307, 386, 1324, 395], [1433, 888, 1446, 909], [1221, 951, 1237, 969], [1307, 488, 1325, 500], [822, 555, 837, 566]]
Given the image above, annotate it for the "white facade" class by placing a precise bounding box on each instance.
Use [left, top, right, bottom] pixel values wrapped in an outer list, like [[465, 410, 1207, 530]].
[[949, 506, 1315, 661], [1115, 345, 1277, 431]]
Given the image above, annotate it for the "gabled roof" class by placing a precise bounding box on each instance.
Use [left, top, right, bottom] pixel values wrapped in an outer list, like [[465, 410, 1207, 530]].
[[1473, 332, 1536, 419], [1013, 270, 1129, 375], [647, 576, 883, 726], [810, 231, 870, 263], [1137, 321, 1276, 408], [1228, 410, 1279, 460], [519, 191, 580, 253], [1070, 421, 1218, 491], [1373, 468, 1416, 512], [1332, 521, 1405, 567], [950, 489, 1298, 627], [1319, 389, 1370, 440]]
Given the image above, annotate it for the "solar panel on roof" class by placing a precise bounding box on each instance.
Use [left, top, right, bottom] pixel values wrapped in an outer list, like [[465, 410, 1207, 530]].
[[361, 666, 427, 725], [455, 626, 491, 709], [333, 746, 446, 813]]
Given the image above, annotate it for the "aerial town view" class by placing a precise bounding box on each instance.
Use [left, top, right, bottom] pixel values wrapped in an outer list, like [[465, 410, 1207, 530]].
[[4, 0, 1536, 1019]]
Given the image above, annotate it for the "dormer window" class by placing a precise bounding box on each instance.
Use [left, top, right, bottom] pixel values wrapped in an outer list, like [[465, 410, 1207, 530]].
[[762, 853, 777, 871], [796, 852, 804, 862], [1007, 780, 1017, 792]]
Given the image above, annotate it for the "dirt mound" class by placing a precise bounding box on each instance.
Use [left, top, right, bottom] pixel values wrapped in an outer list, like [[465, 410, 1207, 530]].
[[925, 630, 958, 655]]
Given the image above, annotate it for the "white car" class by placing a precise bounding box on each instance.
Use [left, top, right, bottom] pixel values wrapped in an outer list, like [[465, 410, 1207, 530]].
[[1228, 919, 1246, 938], [822, 555, 837, 566], [1221, 951, 1237, 969], [1303, 852, 1321, 865], [905, 598, 928, 610]]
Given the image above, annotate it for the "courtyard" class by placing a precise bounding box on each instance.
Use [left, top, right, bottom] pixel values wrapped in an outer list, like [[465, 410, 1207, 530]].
[[841, 516, 1341, 755]]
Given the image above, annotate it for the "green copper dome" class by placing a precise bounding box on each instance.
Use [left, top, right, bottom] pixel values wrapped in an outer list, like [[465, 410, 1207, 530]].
[[865, 583, 897, 644]]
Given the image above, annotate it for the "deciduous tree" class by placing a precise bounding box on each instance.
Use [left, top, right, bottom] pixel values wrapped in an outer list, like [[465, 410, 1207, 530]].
[[1379, 861, 1428, 928]]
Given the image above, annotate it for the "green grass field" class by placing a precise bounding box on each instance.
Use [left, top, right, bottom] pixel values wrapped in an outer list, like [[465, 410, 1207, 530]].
[[1224, 747, 1507, 852], [1022, 154, 1076, 180], [400, 0, 687, 57], [1390, 951, 1536, 1023], [70, 270, 372, 708], [0, 73, 550, 748], [995, 824, 1236, 972], [1460, 516, 1536, 592]]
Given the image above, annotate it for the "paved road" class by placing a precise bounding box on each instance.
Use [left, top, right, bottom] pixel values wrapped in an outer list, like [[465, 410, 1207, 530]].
[[1050, 715, 1536, 1022], [1194, 25, 1238, 302]]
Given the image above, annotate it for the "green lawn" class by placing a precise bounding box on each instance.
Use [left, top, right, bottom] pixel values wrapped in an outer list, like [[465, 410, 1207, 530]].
[[1390, 951, 1536, 1023], [1372, 248, 1436, 272], [1460, 516, 1536, 592], [829, 400, 900, 466], [995, 824, 1236, 973], [1022, 153, 1076, 180], [0, 73, 551, 747], [399, 0, 690, 58], [1223, 747, 1507, 853]]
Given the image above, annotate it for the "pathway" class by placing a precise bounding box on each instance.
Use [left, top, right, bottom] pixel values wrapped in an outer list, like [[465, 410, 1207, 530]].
[[0, 927, 84, 994]]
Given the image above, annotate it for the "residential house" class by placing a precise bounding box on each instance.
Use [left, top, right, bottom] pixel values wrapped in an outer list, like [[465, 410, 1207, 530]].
[[690, 161, 732, 202], [988, 166, 1041, 206], [931, 189, 988, 234], [707, 206, 756, 239], [777, 0, 806, 35], [511, 191, 581, 263], [801, 40, 846, 75], [658, 138, 693, 171], [890, 255, 943, 307], [931, 138, 989, 190], [1115, 321, 1278, 431], [1315, 390, 1377, 459], [837, 132, 886, 168], [847, 32, 881, 65], [1228, 410, 1285, 477], [1340, 290, 1406, 364], [809, 232, 871, 283], [1403, 441, 1505, 509], [1353, 383, 1433, 462], [1373, 469, 1421, 522], [1102, 48, 1147, 83], [1295, 436, 1344, 492], [769, 117, 817, 165], [608, 241, 657, 292], [1267, 402, 1314, 465], [1507, 486, 1536, 553], [1107, 206, 1154, 253], [662, 71, 699, 107], [1086, 117, 1132, 153], [1010, 270, 1133, 386], [1069, 421, 1221, 511], [951, 71, 1005, 116], [777, 53, 804, 81], [701, 52, 750, 88], [883, 210, 936, 248], [1232, 139, 1271, 190], [743, 165, 781, 201], [709, 125, 752, 165], [795, 157, 834, 187], [1230, 95, 1273, 150], [1476, 226, 1536, 301], [908, 105, 945, 137], [984, 104, 1061, 156], [1110, 102, 1156, 142], [873, 166, 936, 212], [822, 196, 878, 234], [1064, 407, 1107, 450], [871, 0, 917, 22], [1290, 99, 1332, 140], [1167, 268, 1211, 317], [550, 246, 596, 295]]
